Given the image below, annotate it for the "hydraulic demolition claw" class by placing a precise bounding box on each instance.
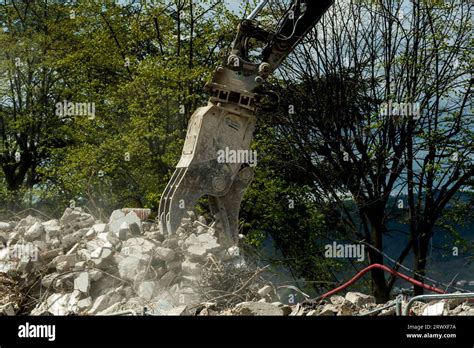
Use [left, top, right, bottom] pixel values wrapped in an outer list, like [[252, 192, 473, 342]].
[[158, 0, 334, 244]]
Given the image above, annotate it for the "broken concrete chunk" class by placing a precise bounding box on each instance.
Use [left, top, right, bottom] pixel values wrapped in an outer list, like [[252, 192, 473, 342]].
[[90, 246, 113, 265], [345, 292, 376, 307], [422, 302, 446, 316], [85, 228, 96, 239], [154, 247, 176, 262], [73, 261, 86, 270], [60, 208, 95, 234], [77, 297, 93, 312], [60, 208, 82, 225], [109, 209, 125, 223], [89, 269, 103, 281], [290, 305, 305, 316], [330, 295, 345, 305], [0, 222, 11, 231], [118, 255, 148, 282], [74, 272, 90, 294], [49, 238, 61, 249], [218, 246, 240, 261], [32, 291, 81, 316], [272, 303, 292, 316], [6, 231, 20, 246], [166, 305, 189, 316], [54, 273, 76, 291], [77, 248, 91, 261], [197, 233, 220, 247], [152, 298, 176, 315], [89, 294, 110, 314], [183, 233, 198, 247], [196, 225, 206, 235], [16, 216, 42, 235], [93, 223, 107, 233], [257, 285, 272, 298], [184, 233, 222, 259], [51, 254, 77, 272], [181, 259, 202, 276], [121, 208, 151, 222], [338, 300, 357, 315], [25, 222, 44, 241], [317, 304, 339, 316], [109, 211, 141, 237], [138, 281, 157, 300], [61, 229, 88, 249], [86, 223, 107, 239], [95, 233, 108, 244], [97, 235, 115, 250], [15, 256, 31, 273], [42, 220, 61, 239], [232, 302, 284, 316], [121, 237, 155, 257]]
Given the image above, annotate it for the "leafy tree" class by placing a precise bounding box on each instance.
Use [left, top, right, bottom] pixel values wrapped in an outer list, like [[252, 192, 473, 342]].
[[1, 0, 236, 218], [262, 0, 473, 301]]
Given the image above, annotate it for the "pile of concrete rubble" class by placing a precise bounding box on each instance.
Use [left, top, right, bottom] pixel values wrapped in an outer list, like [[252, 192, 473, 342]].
[[0, 207, 247, 315], [0, 207, 472, 316]]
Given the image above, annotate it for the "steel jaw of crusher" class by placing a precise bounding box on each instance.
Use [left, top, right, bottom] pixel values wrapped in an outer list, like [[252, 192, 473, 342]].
[[158, 101, 256, 245]]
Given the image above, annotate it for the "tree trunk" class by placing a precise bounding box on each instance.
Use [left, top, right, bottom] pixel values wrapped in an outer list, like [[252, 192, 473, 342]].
[[365, 203, 390, 303], [413, 222, 433, 296], [368, 247, 390, 303]]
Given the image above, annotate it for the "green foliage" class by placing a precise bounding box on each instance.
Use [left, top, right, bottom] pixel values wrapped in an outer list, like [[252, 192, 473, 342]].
[[240, 124, 344, 290], [0, 0, 235, 218]]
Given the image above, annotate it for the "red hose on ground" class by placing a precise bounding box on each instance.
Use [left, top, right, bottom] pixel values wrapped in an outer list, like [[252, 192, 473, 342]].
[[319, 263, 446, 299]]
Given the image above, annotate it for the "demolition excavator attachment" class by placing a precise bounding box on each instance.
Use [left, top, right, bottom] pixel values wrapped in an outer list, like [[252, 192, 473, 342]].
[[159, 0, 334, 244]]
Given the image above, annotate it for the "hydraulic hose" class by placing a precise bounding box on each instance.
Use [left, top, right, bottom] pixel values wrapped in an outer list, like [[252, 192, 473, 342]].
[[318, 263, 446, 300]]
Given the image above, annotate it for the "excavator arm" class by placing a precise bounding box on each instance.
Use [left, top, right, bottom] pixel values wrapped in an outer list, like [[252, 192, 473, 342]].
[[158, 0, 334, 244]]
